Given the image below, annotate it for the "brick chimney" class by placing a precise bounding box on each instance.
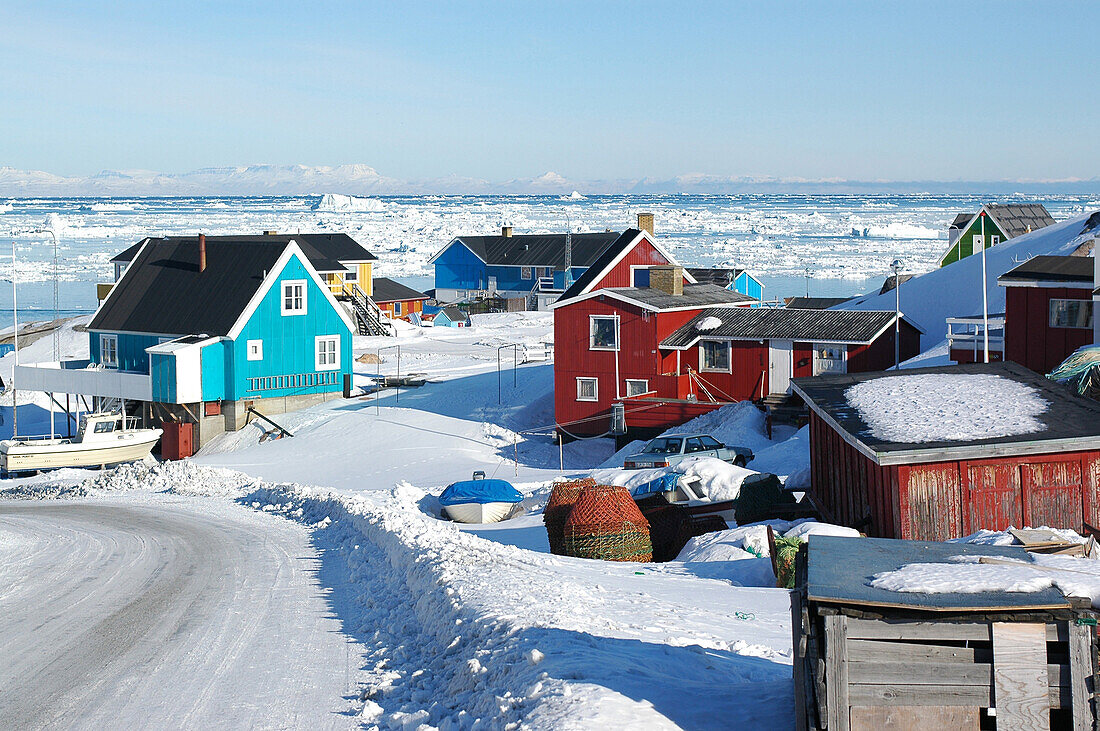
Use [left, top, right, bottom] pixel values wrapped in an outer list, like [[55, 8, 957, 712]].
[[637, 212, 654, 235], [263, 230, 278, 235], [502, 225, 513, 237], [199, 233, 207, 273], [649, 265, 683, 296]]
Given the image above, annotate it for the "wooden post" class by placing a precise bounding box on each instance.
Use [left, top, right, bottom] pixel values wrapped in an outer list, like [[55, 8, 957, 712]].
[[1069, 620, 1094, 731], [791, 590, 808, 731], [992, 622, 1049, 730], [825, 613, 849, 731]]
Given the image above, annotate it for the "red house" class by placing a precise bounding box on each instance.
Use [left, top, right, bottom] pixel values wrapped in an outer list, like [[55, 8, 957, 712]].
[[792, 361, 1100, 541], [552, 263, 920, 440], [371, 277, 429, 320], [998, 255, 1094, 374]]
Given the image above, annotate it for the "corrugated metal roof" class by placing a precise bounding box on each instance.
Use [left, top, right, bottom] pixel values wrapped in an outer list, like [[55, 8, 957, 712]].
[[662, 307, 898, 348], [371, 277, 428, 303], [791, 361, 1100, 463], [603, 284, 756, 311], [784, 297, 854, 310], [455, 231, 624, 268], [998, 254, 1093, 284], [111, 233, 376, 268], [91, 239, 288, 336]]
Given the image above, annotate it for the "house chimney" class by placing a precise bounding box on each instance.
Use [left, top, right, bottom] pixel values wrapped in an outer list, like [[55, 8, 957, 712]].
[[649, 265, 683, 296], [637, 212, 655, 235], [263, 230, 278, 235], [199, 233, 207, 273], [502, 225, 513, 237]]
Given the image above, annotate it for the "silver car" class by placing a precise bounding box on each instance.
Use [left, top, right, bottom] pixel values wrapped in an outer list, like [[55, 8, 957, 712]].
[[623, 433, 754, 470]]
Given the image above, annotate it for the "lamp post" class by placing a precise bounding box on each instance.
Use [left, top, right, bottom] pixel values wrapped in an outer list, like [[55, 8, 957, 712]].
[[804, 266, 812, 298], [979, 210, 990, 363], [891, 259, 903, 369], [33, 225, 60, 361]]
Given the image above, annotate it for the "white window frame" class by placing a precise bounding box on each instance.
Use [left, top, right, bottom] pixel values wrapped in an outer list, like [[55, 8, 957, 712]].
[[315, 335, 340, 371], [576, 377, 599, 402], [537, 266, 552, 279], [520, 266, 533, 281], [344, 269, 357, 282], [281, 280, 307, 316], [394, 301, 403, 316], [972, 234, 984, 250], [700, 339, 732, 373], [1049, 299, 1094, 329], [247, 339, 264, 361], [589, 315, 619, 351], [625, 379, 649, 397], [990, 235, 1000, 246], [100, 334, 119, 369], [630, 265, 651, 287]]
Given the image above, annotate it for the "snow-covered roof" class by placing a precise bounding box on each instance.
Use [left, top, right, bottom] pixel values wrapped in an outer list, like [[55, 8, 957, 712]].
[[791, 361, 1100, 465]]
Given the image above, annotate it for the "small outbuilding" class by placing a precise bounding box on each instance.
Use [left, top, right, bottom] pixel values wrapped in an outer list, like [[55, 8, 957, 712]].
[[432, 305, 471, 328], [371, 277, 429, 320], [791, 361, 1100, 541], [792, 534, 1099, 730]]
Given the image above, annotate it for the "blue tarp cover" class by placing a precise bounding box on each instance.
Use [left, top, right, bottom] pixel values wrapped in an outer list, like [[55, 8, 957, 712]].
[[439, 479, 523, 506], [629, 472, 681, 498]]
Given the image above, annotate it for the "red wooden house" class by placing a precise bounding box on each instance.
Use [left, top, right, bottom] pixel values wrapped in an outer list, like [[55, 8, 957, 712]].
[[371, 277, 429, 320], [792, 361, 1100, 541], [998, 255, 1094, 374], [552, 262, 920, 439]]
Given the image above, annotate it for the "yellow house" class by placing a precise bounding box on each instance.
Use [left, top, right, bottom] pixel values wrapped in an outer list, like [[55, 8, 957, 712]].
[[111, 232, 378, 299]]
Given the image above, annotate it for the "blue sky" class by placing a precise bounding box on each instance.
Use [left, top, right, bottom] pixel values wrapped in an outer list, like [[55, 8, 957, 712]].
[[1, 1, 1096, 182]]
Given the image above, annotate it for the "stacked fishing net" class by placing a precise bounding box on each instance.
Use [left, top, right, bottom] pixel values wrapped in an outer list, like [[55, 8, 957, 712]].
[[561, 484, 652, 562], [543, 478, 595, 555]]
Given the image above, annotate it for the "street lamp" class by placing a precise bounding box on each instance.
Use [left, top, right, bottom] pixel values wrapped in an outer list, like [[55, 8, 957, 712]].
[[32, 225, 60, 361], [979, 210, 990, 363], [804, 266, 812, 298], [891, 259, 903, 369]]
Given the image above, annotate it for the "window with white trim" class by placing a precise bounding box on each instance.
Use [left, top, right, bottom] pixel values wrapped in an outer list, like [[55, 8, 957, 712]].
[[345, 269, 357, 282], [282, 280, 307, 315], [537, 266, 552, 278], [576, 377, 598, 402], [100, 334, 119, 368], [247, 339, 263, 361], [589, 315, 619, 351], [630, 266, 651, 287], [315, 335, 340, 370], [700, 340, 731, 372], [972, 234, 984, 250], [394, 301, 403, 316], [521, 267, 533, 280], [990, 235, 1000, 246], [625, 379, 649, 397], [1050, 299, 1093, 329]]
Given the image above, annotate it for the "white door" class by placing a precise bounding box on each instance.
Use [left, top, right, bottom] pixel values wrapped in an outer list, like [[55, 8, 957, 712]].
[[487, 276, 497, 294], [769, 340, 793, 395]]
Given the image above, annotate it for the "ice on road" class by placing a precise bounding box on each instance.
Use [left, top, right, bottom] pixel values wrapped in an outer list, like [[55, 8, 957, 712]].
[[0, 494, 362, 729]]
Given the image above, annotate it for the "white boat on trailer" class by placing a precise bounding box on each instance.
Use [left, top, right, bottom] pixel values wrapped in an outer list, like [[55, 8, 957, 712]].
[[0, 412, 162, 474]]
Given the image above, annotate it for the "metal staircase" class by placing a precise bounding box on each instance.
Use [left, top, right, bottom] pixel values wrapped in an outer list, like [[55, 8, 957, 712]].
[[343, 283, 393, 336]]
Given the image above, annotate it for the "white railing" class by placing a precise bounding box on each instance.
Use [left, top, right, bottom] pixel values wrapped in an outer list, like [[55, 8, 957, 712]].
[[946, 315, 1006, 356], [14, 360, 152, 401]]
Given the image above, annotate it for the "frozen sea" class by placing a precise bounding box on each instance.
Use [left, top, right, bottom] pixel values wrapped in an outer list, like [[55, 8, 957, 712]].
[[0, 193, 1096, 329]]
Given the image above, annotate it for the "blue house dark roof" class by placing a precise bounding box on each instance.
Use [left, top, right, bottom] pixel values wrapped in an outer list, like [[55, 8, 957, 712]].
[[91, 238, 290, 337], [112, 233, 376, 272], [450, 231, 627, 269]]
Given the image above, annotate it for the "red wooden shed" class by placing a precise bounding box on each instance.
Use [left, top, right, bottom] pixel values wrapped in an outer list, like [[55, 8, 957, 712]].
[[792, 361, 1100, 541], [998, 254, 1094, 374]]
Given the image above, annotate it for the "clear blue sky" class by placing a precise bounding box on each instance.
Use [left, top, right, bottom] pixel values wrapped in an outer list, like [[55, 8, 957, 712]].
[[1, 1, 1095, 182]]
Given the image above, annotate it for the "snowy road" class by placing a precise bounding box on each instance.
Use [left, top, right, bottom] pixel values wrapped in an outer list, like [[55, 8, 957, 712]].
[[0, 495, 362, 729]]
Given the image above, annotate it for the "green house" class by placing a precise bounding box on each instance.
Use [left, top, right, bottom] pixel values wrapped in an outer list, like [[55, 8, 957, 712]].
[[939, 203, 1055, 267]]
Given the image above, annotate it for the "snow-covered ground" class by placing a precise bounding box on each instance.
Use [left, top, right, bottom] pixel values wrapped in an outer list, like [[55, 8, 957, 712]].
[[0, 311, 815, 729]]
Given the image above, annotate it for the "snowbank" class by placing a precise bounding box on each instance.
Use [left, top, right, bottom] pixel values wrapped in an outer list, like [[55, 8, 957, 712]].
[[845, 373, 1048, 443], [312, 193, 385, 212], [748, 425, 809, 485], [678, 520, 860, 562], [665, 401, 774, 452]]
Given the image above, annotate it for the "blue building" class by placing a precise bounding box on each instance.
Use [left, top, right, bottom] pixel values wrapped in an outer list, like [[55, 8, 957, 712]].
[[429, 223, 647, 309], [687, 267, 765, 303], [80, 234, 355, 447]]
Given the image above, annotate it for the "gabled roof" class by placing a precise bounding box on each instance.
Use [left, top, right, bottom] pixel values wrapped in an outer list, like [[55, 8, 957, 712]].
[[997, 254, 1093, 285], [791, 361, 1100, 466], [784, 297, 854, 310], [662, 307, 912, 349], [551, 283, 754, 313], [432, 231, 626, 269], [949, 204, 1057, 240], [371, 277, 428, 303], [91, 238, 289, 336], [438, 305, 469, 322], [111, 233, 376, 271], [556, 229, 694, 302], [949, 213, 973, 228]]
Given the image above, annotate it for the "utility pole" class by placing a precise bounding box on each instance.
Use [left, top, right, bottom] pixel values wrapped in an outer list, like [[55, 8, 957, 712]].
[[979, 210, 990, 363], [891, 259, 903, 369]]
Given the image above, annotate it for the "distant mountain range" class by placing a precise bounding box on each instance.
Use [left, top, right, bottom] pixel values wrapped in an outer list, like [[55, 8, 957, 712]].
[[1, 164, 1098, 196]]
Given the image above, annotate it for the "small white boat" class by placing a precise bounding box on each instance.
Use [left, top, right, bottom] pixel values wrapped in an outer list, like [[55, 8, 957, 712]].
[[439, 476, 524, 524], [0, 412, 162, 473]]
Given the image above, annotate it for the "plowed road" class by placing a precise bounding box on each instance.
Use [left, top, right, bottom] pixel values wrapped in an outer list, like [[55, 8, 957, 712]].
[[0, 496, 361, 729]]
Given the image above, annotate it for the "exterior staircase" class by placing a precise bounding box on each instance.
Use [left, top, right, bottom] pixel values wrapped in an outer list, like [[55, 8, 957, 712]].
[[528, 276, 563, 311], [761, 392, 807, 427], [343, 283, 393, 336]]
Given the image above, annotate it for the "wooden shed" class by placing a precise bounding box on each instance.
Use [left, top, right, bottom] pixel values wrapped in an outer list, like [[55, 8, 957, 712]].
[[791, 362, 1100, 541], [792, 535, 1099, 730]]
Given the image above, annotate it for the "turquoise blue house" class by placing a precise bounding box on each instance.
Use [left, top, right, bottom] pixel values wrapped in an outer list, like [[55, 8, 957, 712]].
[[88, 234, 355, 446], [687, 268, 765, 302]]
